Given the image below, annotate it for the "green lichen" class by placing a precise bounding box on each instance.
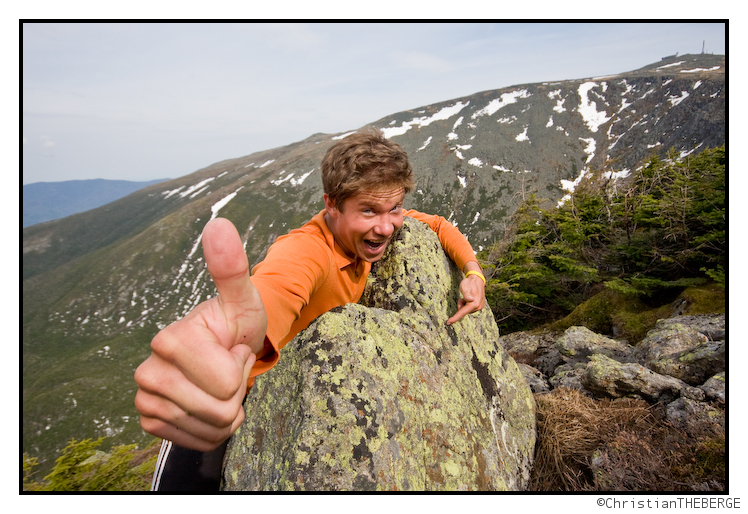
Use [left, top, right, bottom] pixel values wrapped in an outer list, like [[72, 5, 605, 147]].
[[222, 218, 536, 491]]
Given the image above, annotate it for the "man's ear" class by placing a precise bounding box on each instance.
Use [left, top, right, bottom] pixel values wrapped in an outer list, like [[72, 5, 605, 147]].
[[323, 194, 339, 219]]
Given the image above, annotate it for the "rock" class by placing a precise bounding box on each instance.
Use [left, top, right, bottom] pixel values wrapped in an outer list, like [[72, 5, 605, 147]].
[[665, 397, 725, 437], [582, 354, 705, 403], [635, 322, 724, 386], [647, 340, 725, 386], [657, 314, 725, 341], [548, 363, 587, 392], [222, 217, 536, 491], [516, 363, 550, 394], [556, 326, 636, 364], [635, 323, 708, 364], [699, 372, 725, 404], [499, 331, 563, 376]]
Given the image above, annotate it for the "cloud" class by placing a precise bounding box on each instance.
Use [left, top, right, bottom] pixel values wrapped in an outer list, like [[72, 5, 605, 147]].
[[41, 135, 56, 148]]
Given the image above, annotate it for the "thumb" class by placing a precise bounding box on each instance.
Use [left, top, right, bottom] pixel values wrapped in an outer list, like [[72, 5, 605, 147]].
[[202, 217, 256, 306]]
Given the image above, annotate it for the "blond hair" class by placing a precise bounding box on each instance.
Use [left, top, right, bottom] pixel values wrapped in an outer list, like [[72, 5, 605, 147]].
[[321, 128, 414, 209]]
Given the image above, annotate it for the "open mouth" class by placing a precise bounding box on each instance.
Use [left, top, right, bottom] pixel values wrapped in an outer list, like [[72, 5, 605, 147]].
[[364, 239, 386, 251]]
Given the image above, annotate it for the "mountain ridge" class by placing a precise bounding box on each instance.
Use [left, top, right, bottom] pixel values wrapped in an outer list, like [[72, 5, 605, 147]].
[[23, 178, 170, 228], [22, 53, 725, 472]]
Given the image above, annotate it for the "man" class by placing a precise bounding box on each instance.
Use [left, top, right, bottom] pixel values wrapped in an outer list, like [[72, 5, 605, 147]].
[[135, 129, 486, 490]]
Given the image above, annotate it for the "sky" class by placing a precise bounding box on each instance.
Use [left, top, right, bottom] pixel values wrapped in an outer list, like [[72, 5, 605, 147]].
[[22, 22, 726, 185]]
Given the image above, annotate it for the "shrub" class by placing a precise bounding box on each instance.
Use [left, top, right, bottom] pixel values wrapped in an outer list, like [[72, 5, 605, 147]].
[[22, 437, 159, 492]]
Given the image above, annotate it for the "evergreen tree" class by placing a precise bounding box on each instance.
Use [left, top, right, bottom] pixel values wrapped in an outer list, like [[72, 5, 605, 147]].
[[480, 146, 725, 334]]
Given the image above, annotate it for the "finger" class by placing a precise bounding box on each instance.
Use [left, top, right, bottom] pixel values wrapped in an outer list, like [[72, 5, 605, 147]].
[[202, 218, 260, 310], [201, 218, 268, 352], [136, 352, 252, 452], [447, 299, 473, 325], [135, 356, 253, 441], [148, 319, 248, 399], [138, 413, 237, 452]]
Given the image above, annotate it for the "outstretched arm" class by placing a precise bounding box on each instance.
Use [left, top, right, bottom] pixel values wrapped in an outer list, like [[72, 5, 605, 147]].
[[134, 218, 268, 451]]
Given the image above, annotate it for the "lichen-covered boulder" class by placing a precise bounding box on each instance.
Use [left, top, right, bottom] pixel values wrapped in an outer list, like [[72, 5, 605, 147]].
[[582, 354, 705, 403], [498, 331, 562, 376], [222, 217, 536, 491], [655, 314, 725, 341], [634, 323, 708, 364], [556, 326, 636, 364], [634, 322, 725, 386], [647, 339, 725, 386]]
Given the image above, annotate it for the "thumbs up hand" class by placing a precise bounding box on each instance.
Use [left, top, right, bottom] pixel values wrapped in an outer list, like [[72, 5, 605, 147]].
[[134, 218, 268, 451]]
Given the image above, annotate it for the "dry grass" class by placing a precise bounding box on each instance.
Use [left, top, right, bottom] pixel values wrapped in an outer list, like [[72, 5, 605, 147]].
[[530, 388, 725, 491]]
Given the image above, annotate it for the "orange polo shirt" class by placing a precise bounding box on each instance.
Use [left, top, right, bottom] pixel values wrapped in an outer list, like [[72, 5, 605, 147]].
[[247, 209, 478, 380]]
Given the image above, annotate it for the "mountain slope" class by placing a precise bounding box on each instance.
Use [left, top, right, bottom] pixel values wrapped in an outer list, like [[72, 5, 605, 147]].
[[22, 54, 725, 472], [23, 178, 170, 228]]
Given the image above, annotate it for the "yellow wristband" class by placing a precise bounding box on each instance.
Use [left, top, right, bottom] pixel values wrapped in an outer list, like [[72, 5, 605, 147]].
[[465, 270, 486, 284]]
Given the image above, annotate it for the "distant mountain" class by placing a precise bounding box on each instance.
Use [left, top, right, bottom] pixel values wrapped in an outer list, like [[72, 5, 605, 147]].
[[22, 53, 725, 473], [23, 178, 170, 227]]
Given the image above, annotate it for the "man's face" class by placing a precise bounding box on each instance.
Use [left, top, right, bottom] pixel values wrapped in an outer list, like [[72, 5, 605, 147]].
[[324, 187, 405, 263]]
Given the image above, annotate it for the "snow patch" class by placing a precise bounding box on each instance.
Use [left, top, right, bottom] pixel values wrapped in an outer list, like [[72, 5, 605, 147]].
[[681, 66, 720, 73], [451, 144, 472, 160], [162, 186, 185, 198], [179, 177, 215, 198], [380, 101, 469, 138], [468, 157, 483, 168], [418, 136, 433, 151], [657, 61, 685, 70], [578, 82, 610, 132], [579, 137, 596, 164], [559, 168, 591, 206], [668, 91, 690, 107], [603, 169, 631, 180], [472, 90, 530, 119], [332, 131, 357, 140], [549, 89, 566, 113], [271, 172, 294, 186], [290, 169, 315, 186]]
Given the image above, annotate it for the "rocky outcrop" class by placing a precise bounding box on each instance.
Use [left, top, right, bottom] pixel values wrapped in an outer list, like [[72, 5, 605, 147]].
[[222, 218, 536, 491], [503, 313, 726, 432]]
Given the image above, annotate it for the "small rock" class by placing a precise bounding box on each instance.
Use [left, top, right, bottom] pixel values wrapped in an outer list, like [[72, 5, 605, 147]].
[[665, 397, 725, 436], [517, 363, 550, 394], [699, 372, 725, 404]]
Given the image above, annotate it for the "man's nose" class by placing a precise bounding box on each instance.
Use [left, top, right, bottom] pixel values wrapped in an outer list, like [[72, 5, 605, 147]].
[[374, 216, 396, 237]]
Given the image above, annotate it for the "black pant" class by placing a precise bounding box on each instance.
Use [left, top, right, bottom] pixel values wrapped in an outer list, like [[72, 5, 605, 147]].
[[152, 439, 229, 492]]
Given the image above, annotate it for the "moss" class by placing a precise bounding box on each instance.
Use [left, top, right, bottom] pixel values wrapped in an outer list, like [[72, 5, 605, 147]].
[[547, 284, 724, 344], [223, 219, 536, 491], [678, 284, 726, 315]]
